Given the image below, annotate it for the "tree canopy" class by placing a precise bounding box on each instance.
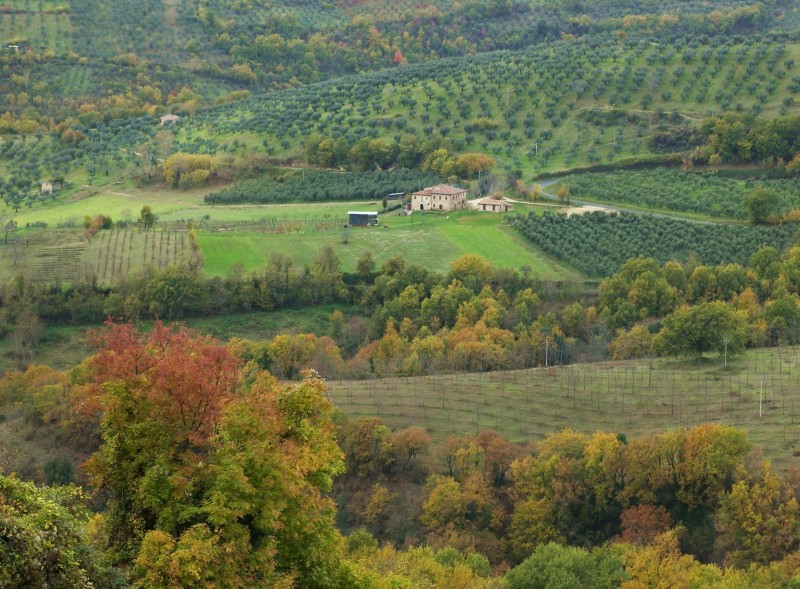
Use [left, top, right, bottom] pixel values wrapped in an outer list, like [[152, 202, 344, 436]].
[[654, 301, 747, 358], [85, 322, 347, 587]]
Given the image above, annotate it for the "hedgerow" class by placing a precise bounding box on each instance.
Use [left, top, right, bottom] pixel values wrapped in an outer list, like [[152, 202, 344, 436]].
[[204, 169, 442, 204]]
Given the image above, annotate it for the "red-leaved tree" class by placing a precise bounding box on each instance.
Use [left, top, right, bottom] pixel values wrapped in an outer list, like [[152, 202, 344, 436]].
[[87, 321, 240, 447]]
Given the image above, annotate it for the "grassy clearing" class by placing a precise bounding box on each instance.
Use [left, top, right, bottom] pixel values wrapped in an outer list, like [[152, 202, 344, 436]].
[[182, 304, 355, 341], [7, 182, 216, 227], [0, 325, 90, 373], [198, 222, 460, 275], [198, 206, 578, 278], [329, 346, 800, 473]]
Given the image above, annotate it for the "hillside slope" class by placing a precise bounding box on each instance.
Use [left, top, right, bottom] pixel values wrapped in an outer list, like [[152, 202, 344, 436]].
[[178, 34, 800, 176], [0, 0, 787, 130]]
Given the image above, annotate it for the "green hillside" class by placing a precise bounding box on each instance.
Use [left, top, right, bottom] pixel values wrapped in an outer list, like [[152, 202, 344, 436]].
[[197, 206, 577, 279], [7, 3, 800, 585], [7, 32, 800, 211], [176, 34, 800, 176], [0, 0, 788, 136]]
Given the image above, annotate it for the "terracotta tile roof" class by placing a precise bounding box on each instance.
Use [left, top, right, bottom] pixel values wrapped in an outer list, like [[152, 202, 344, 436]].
[[412, 184, 466, 196]]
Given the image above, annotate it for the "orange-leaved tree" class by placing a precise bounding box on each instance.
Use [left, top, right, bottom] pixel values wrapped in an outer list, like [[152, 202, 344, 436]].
[[85, 322, 347, 587]]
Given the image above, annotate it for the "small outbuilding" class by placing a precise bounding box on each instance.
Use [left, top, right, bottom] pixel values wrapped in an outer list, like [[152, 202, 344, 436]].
[[476, 195, 513, 213], [159, 114, 182, 125], [348, 211, 379, 226], [40, 180, 63, 195]]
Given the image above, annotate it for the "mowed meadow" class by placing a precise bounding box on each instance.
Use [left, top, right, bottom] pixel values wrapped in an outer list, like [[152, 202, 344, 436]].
[[198, 205, 576, 278], [330, 346, 800, 473], [2, 181, 577, 284]]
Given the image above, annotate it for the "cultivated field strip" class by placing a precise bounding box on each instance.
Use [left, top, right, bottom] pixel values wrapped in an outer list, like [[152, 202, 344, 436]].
[[330, 348, 800, 472], [0, 228, 194, 286], [84, 228, 192, 285], [28, 241, 86, 282]]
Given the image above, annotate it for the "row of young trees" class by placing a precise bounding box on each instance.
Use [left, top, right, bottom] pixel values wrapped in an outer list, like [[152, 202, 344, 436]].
[[4, 322, 800, 586], [511, 210, 799, 277], [204, 168, 442, 204]]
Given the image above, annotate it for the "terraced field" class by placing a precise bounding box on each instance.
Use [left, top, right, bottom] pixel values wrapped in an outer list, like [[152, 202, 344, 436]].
[[0, 230, 89, 283]]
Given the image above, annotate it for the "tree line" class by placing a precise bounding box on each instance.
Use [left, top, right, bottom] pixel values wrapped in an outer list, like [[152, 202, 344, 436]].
[[204, 168, 443, 205], [4, 240, 800, 372]]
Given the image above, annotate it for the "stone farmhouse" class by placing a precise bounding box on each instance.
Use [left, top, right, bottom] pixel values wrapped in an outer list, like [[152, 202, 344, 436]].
[[411, 184, 467, 211]]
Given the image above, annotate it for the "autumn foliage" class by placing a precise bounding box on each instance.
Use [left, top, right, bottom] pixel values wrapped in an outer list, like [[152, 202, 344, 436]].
[[6, 319, 800, 585], [86, 321, 240, 446], [84, 322, 347, 586]]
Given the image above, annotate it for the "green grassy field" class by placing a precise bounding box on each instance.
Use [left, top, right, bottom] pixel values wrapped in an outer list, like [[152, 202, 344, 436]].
[[5, 181, 382, 227], [1, 190, 574, 285], [0, 325, 87, 373], [197, 205, 577, 278], [6, 182, 220, 227], [329, 346, 800, 473]]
